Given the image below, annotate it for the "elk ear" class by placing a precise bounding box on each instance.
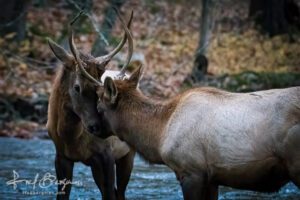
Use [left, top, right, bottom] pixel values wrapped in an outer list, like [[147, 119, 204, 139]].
[[129, 65, 143, 88], [47, 38, 73, 64], [103, 77, 118, 105]]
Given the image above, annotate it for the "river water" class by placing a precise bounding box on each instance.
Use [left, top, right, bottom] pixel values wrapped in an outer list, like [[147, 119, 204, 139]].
[[0, 137, 299, 200]]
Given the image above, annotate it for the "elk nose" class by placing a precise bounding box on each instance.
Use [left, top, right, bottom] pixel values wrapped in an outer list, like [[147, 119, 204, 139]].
[[88, 125, 100, 134]]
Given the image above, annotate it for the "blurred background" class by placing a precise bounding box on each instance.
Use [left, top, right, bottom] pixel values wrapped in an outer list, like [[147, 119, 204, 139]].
[[0, 0, 299, 138], [0, 0, 300, 199]]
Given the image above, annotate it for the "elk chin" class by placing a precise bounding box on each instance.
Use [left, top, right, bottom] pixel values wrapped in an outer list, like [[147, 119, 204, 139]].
[[78, 112, 102, 136], [81, 114, 114, 139], [97, 129, 114, 139], [81, 121, 99, 136]]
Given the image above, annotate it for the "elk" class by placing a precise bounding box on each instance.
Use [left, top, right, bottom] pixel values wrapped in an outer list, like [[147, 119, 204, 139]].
[[79, 44, 300, 198], [46, 11, 135, 200]]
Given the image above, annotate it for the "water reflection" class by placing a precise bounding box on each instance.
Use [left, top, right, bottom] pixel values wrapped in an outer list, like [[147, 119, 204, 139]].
[[0, 137, 299, 199]]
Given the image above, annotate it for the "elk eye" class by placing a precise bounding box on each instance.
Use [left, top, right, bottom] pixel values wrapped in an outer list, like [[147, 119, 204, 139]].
[[74, 85, 80, 93]]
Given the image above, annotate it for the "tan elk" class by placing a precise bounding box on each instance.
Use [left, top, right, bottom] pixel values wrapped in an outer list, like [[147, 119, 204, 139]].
[[46, 11, 135, 200], [78, 38, 300, 199]]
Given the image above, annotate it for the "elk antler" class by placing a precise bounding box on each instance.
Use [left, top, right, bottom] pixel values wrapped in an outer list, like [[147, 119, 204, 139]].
[[114, 9, 134, 77], [93, 10, 133, 70], [68, 12, 102, 85], [69, 10, 133, 85]]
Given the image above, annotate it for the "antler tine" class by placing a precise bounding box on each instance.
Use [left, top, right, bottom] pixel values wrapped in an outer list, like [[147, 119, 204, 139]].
[[114, 9, 134, 77], [68, 12, 82, 67], [68, 12, 102, 86], [105, 10, 133, 60]]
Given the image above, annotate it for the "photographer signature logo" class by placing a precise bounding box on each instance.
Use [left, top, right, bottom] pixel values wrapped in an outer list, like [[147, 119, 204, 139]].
[[6, 170, 82, 191]]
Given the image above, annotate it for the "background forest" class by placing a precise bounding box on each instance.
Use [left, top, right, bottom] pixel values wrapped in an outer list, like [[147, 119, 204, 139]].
[[0, 0, 300, 138]]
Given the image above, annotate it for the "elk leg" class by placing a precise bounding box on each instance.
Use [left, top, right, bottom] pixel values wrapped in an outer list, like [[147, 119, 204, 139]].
[[89, 150, 117, 200], [206, 184, 219, 200], [180, 174, 206, 200], [55, 152, 74, 200], [285, 125, 300, 188], [291, 172, 300, 188], [288, 159, 300, 189], [115, 150, 135, 200]]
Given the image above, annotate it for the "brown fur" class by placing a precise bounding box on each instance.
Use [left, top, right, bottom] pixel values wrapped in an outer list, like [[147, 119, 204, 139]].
[[47, 50, 134, 200], [47, 55, 106, 160]]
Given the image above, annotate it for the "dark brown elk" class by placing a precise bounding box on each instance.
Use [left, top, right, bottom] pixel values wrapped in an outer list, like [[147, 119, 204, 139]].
[[47, 11, 135, 200], [78, 28, 300, 198]]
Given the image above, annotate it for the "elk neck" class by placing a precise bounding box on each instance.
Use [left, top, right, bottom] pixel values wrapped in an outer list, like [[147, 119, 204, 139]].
[[111, 88, 179, 164]]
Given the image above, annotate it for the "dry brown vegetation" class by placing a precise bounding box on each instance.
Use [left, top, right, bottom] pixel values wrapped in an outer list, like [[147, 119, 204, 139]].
[[0, 0, 299, 138]]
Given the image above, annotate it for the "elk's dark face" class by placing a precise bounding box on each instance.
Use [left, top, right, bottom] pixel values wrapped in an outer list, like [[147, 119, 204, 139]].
[[48, 39, 110, 137], [68, 69, 102, 135], [47, 9, 133, 137]]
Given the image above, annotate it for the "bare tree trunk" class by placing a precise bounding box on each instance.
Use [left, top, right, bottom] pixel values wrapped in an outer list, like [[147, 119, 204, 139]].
[[191, 0, 213, 82], [91, 0, 126, 57], [0, 0, 30, 42]]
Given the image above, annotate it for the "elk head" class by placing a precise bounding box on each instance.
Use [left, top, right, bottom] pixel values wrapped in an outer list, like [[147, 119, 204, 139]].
[[47, 10, 133, 137], [95, 65, 144, 138]]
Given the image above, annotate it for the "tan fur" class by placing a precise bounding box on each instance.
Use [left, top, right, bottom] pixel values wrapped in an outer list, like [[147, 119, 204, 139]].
[[98, 79, 179, 163], [99, 71, 300, 198]]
